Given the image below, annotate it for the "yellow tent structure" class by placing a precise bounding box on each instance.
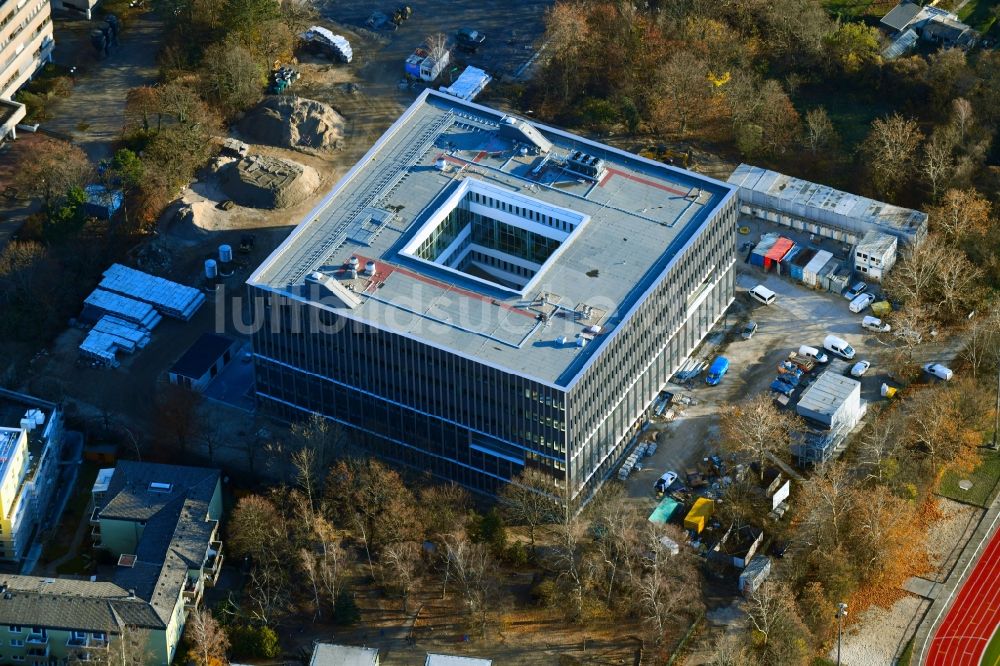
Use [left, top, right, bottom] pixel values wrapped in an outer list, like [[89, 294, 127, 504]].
[[684, 497, 715, 534]]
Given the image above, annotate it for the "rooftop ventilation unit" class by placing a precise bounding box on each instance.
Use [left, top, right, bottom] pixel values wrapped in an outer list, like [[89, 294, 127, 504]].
[[565, 151, 607, 181]]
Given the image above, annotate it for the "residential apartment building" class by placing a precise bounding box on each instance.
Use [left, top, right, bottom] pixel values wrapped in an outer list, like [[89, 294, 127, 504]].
[[0, 389, 64, 565], [248, 90, 737, 509], [0, 462, 223, 665], [0, 0, 55, 140]]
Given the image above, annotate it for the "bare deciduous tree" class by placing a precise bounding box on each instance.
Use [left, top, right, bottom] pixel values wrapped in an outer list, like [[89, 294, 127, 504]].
[[381, 541, 422, 611], [797, 462, 857, 550], [720, 394, 800, 480], [637, 525, 702, 643], [929, 188, 992, 240], [921, 130, 955, 199], [185, 609, 229, 666], [803, 107, 836, 155], [499, 468, 560, 553], [950, 97, 974, 142], [862, 113, 924, 199], [443, 532, 500, 635], [858, 411, 903, 483]]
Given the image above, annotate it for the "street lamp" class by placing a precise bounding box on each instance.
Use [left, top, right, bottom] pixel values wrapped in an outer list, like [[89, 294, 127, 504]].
[[836, 602, 848, 666], [992, 363, 999, 451]]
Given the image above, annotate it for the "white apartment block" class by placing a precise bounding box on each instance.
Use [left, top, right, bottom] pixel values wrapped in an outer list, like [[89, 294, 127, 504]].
[[0, 0, 54, 140]]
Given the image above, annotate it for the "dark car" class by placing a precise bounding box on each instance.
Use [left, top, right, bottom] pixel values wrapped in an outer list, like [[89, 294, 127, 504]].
[[456, 28, 486, 51]]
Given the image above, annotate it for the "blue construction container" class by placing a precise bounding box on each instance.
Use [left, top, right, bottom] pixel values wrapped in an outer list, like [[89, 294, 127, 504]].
[[790, 248, 816, 282]]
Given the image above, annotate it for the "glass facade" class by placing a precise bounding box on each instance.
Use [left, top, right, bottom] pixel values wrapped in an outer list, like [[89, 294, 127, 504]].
[[250, 195, 737, 507]]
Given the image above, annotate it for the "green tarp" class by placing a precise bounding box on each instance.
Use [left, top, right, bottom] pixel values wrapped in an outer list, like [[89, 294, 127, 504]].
[[648, 497, 680, 524]]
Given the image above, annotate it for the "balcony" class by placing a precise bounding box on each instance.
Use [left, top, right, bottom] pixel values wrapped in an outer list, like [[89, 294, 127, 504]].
[[67, 636, 89, 648], [26, 634, 48, 646], [27, 646, 49, 658], [89, 508, 100, 527], [182, 578, 203, 610], [205, 540, 223, 586]]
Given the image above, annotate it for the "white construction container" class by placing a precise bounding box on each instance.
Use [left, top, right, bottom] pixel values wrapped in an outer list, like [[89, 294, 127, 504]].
[[802, 250, 833, 287]]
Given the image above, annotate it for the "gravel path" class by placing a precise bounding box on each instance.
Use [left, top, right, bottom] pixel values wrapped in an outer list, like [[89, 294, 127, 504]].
[[925, 498, 983, 581], [832, 594, 929, 665]]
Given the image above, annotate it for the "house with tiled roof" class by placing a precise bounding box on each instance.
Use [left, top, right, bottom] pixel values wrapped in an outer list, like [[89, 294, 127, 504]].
[[0, 462, 223, 665]]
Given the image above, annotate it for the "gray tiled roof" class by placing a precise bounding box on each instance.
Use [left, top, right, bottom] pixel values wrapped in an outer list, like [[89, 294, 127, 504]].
[[0, 576, 164, 631], [0, 462, 221, 632], [99, 461, 219, 521]]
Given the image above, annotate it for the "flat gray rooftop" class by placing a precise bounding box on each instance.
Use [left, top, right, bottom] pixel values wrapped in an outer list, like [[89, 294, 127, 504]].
[[250, 91, 733, 387]]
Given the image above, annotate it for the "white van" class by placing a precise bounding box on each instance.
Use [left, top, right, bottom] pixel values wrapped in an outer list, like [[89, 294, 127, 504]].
[[923, 363, 954, 381], [799, 345, 829, 363], [861, 316, 891, 333], [749, 285, 776, 305], [823, 334, 856, 360], [849, 293, 875, 313]]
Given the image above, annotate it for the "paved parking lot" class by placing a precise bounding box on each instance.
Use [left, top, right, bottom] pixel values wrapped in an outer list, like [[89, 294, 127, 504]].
[[624, 258, 907, 503]]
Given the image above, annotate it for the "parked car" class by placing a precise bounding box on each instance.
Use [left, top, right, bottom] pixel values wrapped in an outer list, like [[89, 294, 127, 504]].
[[849, 292, 876, 313], [654, 471, 678, 495], [850, 360, 871, 377], [456, 28, 486, 50], [770, 378, 795, 396], [742, 321, 758, 340], [749, 284, 776, 305], [861, 315, 891, 333], [706, 357, 730, 386], [844, 281, 868, 300], [824, 334, 856, 360], [923, 363, 954, 381], [798, 345, 829, 364], [775, 372, 801, 387]]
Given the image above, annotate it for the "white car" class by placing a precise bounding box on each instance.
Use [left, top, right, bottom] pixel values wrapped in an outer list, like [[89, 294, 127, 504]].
[[850, 360, 871, 377], [923, 363, 954, 381], [849, 293, 876, 313], [844, 281, 868, 300], [654, 471, 678, 494], [861, 316, 891, 333]]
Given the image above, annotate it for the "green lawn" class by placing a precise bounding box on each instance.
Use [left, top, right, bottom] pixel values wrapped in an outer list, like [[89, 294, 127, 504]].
[[793, 86, 892, 151], [938, 446, 1000, 509], [958, 0, 1000, 33], [822, 0, 896, 18], [984, 624, 1000, 666]]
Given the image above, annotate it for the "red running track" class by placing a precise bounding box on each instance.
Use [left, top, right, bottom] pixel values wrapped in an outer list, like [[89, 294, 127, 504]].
[[926, 521, 1000, 666]]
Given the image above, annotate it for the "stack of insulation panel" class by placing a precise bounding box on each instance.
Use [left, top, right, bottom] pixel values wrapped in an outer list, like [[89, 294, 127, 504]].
[[99, 264, 205, 321]]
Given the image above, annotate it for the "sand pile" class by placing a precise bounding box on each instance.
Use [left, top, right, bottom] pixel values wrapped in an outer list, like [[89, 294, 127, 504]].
[[238, 96, 345, 152], [221, 154, 320, 209]]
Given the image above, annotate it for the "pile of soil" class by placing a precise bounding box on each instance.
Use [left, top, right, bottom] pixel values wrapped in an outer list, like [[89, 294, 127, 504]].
[[238, 96, 345, 152], [221, 154, 320, 209]]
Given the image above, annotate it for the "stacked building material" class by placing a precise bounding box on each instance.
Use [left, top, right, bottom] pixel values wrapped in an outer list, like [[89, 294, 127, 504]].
[[100, 264, 205, 321], [78, 315, 154, 365], [83, 289, 162, 329], [93, 316, 152, 349]]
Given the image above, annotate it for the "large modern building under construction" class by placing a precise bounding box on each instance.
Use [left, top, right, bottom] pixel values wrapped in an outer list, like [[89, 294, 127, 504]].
[[247, 90, 737, 507]]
